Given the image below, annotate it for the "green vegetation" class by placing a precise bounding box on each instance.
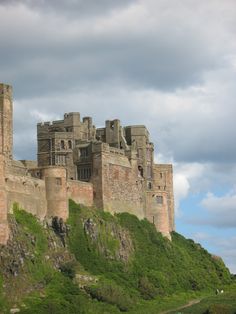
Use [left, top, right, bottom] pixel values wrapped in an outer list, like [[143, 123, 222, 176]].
[[0, 200, 235, 313], [169, 284, 236, 313], [66, 200, 233, 312]]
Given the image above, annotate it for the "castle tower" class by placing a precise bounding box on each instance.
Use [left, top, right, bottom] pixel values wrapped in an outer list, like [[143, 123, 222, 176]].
[[41, 167, 68, 220], [0, 83, 12, 245], [0, 83, 13, 160]]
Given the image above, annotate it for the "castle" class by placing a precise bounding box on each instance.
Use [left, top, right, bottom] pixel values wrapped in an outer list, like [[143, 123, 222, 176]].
[[0, 83, 174, 244]]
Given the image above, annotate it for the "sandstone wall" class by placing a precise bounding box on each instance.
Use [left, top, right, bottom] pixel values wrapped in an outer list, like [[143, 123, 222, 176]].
[[6, 160, 29, 176], [67, 180, 93, 207], [97, 147, 144, 218], [145, 191, 171, 239], [5, 174, 47, 219], [0, 155, 9, 245], [153, 164, 175, 231], [41, 167, 68, 220]]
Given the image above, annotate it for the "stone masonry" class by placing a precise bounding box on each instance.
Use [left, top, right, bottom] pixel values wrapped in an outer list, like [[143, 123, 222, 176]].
[[0, 83, 175, 244]]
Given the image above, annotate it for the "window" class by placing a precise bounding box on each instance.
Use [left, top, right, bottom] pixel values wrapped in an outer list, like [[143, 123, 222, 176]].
[[138, 165, 143, 177], [138, 148, 142, 158], [147, 165, 151, 178], [56, 178, 62, 185], [156, 195, 163, 204], [55, 155, 66, 165], [68, 140, 72, 149], [80, 147, 89, 157], [61, 140, 65, 149], [77, 166, 92, 181], [148, 182, 152, 189], [110, 122, 114, 130], [146, 149, 151, 160]]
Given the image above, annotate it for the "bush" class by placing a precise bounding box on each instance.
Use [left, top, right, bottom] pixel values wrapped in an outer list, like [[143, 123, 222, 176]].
[[87, 281, 134, 312], [205, 304, 232, 314], [59, 261, 77, 279], [138, 276, 158, 300]]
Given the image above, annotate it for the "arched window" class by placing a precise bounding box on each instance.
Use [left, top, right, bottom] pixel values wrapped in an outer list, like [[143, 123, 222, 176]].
[[68, 140, 72, 149]]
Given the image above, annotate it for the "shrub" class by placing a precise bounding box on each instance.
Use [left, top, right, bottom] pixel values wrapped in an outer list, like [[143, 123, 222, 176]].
[[59, 261, 77, 279], [138, 276, 158, 300], [204, 304, 232, 314], [87, 281, 134, 311]]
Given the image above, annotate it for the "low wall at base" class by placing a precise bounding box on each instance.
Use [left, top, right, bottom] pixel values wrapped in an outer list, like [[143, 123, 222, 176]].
[[67, 180, 93, 207]]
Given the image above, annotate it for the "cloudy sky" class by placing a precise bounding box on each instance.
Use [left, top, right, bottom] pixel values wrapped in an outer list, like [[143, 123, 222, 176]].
[[1, 0, 236, 272]]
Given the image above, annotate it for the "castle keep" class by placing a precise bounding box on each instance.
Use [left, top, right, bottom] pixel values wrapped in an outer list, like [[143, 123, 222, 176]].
[[0, 83, 175, 244]]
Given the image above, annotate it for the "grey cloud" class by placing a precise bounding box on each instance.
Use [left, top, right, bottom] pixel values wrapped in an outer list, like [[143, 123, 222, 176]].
[[2, 34, 220, 99], [0, 0, 136, 17], [1, 0, 236, 167], [0, 1, 231, 99]]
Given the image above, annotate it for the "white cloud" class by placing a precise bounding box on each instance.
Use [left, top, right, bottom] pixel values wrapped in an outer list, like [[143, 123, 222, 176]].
[[30, 109, 60, 123], [173, 162, 205, 215], [200, 190, 236, 228]]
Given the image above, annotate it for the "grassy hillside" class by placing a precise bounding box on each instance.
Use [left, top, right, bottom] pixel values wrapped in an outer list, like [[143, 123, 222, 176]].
[[168, 284, 236, 314], [0, 200, 234, 313]]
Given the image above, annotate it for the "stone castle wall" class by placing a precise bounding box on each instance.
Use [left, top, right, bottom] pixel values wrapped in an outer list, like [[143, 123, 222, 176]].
[[90, 143, 145, 218], [0, 155, 9, 245], [40, 167, 68, 220], [145, 190, 170, 239], [67, 180, 93, 207], [153, 164, 175, 231], [5, 174, 47, 219], [0, 82, 175, 245]]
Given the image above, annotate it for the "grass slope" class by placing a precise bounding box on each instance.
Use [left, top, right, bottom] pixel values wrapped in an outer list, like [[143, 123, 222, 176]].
[[0, 200, 234, 313]]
